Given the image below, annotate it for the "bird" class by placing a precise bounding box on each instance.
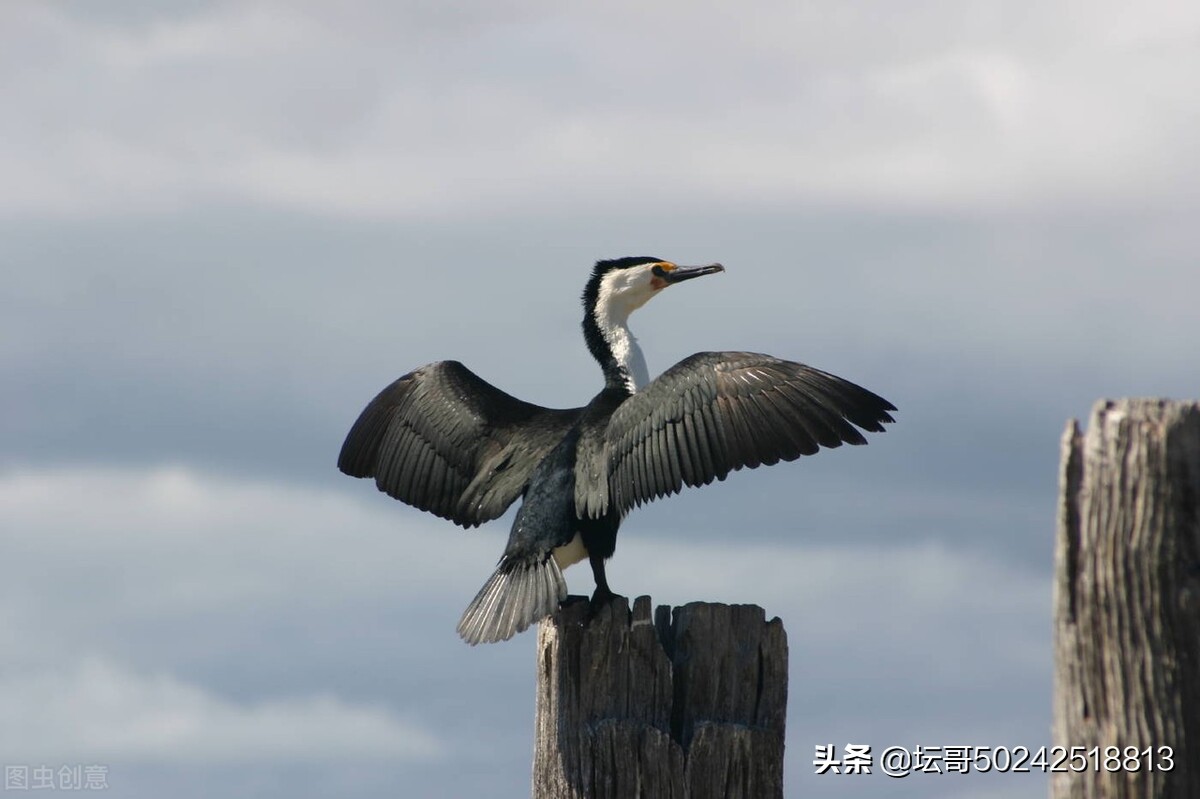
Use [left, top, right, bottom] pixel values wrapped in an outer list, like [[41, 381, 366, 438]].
[[338, 257, 895, 644]]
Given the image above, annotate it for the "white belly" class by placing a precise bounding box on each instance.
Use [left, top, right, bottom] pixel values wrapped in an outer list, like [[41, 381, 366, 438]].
[[552, 533, 588, 570]]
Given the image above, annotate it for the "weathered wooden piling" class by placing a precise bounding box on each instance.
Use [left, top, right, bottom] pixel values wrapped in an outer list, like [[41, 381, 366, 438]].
[[533, 595, 788, 799], [1054, 399, 1200, 798]]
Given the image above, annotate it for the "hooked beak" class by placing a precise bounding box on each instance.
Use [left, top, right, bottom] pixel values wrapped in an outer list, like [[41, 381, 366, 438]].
[[656, 262, 725, 284]]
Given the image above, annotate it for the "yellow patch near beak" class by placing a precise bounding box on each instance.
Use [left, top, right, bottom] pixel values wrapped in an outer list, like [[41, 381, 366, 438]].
[[650, 261, 676, 289]]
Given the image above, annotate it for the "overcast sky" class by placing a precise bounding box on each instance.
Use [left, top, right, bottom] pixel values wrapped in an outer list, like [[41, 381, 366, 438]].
[[3, 2, 1198, 797]]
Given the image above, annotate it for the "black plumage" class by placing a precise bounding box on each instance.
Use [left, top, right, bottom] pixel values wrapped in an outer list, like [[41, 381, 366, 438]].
[[338, 257, 895, 644], [338, 361, 579, 527]]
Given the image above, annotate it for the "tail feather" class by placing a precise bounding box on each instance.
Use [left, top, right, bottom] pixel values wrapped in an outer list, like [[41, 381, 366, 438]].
[[457, 556, 567, 645]]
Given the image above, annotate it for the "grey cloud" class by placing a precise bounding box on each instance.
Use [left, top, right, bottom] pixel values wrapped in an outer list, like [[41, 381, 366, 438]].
[[4, 2, 1198, 217], [5, 207, 1194, 569], [1, 465, 1047, 798]]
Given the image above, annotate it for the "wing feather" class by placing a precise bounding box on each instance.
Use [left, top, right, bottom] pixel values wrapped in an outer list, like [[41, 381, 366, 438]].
[[676, 415, 700, 485], [682, 409, 709, 479], [589, 352, 895, 516], [339, 361, 581, 528]]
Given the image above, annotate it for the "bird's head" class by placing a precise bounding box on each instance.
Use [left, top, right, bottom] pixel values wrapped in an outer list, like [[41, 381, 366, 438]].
[[583, 257, 725, 323], [581, 256, 725, 392]]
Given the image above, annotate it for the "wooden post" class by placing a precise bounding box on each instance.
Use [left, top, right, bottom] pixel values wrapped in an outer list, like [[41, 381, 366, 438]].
[[1054, 399, 1200, 799], [533, 595, 788, 799]]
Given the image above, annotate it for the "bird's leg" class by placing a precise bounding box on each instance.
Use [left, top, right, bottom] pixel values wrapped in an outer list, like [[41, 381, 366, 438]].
[[588, 553, 617, 610]]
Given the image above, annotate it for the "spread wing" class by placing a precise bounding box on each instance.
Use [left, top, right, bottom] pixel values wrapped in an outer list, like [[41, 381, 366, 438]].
[[339, 361, 582, 527], [580, 352, 895, 517]]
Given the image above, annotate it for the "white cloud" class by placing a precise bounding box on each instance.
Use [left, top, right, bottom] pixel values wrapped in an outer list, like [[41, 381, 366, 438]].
[[91, 4, 321, 68], [0, 465, 458, 769], [3, 1, 1198, 218], [0, 656, 443, 763], [0, 465, 491, 624]]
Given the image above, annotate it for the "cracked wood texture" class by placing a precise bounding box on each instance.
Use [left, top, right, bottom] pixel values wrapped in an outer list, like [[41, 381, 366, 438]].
[[533, 595, 787, 799], [1054, 399, 1200, 799]]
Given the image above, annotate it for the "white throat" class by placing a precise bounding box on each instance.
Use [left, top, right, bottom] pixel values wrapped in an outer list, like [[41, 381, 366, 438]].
[[603, 318, 649, 392], [594, 272, 656, 392]]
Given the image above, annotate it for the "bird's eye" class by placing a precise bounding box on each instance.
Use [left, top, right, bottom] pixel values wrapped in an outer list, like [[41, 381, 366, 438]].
[[651, 263, 676, 277]]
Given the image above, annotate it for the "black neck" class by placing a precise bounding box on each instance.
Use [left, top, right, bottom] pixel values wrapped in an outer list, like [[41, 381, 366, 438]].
[[581, 274, 632, 394], [581, 310, 632, 393]]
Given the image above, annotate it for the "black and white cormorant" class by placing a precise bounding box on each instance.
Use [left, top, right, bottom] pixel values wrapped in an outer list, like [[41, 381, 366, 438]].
[[338, 257, 895, 644]]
